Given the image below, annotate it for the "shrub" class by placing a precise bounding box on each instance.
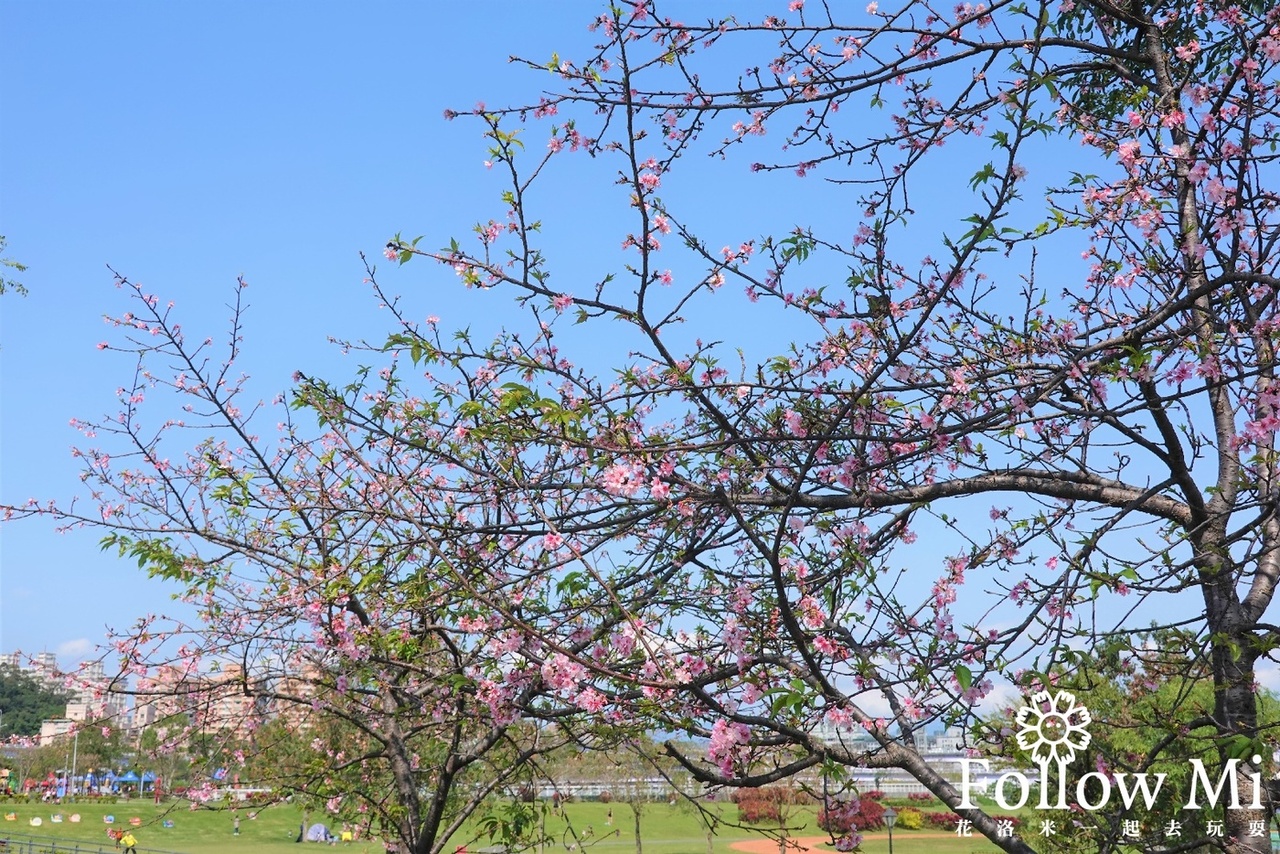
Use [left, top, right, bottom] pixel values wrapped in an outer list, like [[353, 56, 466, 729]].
[[736, 787, 794, 824], [597, 791, 612, 804], [895, 808, 924, 830], [851, 797, 885, 831], [737, 798, 782, 824], [731, 787, 794, 804], [863, 791, 885, 801], [819, 796, 886, 833], [907, 792, 936, 803], [818, 806, 850, 834]]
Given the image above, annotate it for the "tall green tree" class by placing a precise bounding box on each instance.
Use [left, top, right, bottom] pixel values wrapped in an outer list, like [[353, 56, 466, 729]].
[[66, 718, 129, 777], [0, 665, 71, 738]]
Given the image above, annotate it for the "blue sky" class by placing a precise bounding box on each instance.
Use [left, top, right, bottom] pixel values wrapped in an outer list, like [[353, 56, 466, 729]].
[[0, 2, 628, 664], [0, 0, 807, 669], [2, 0, 860, 669]]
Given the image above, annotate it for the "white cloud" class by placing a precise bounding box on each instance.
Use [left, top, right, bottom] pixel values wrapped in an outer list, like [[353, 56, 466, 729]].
[[974, 679, 1022, 716], [56, 638, 94, 662]]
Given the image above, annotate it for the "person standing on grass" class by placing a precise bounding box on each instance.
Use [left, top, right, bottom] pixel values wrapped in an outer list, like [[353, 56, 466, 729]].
[[121, 830, 138, 854], [234, 813, 240, 836]]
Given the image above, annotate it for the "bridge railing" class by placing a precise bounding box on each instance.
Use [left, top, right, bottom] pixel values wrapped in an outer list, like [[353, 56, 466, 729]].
[[0, 831, 186, 854]]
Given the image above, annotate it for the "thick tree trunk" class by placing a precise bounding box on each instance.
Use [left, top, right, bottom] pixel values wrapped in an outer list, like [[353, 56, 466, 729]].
[[380, 687, 423, 854], [1215, 627, 1268, 854], [1202, 556, 1269, 854]]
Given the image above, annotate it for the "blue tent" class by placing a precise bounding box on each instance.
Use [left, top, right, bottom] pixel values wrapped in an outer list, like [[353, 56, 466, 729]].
[[117, 771, 140, 784], [306, 823, 334, 843]]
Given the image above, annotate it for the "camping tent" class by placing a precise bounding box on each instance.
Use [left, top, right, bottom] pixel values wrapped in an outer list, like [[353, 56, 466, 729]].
[[117, 771, 140, 784], [305, 823, 334, 843]]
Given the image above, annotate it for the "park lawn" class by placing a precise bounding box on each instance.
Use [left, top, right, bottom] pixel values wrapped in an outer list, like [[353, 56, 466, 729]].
[[0, 799, 329, 854], [0, 799, 1005, 854], [496, 802, 1004, 854]]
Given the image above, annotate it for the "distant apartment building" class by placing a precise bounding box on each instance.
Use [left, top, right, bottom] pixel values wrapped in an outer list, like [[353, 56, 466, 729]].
[[14, 650, 326, 747], [63, 660, 133, 728], [0, 650, 64, 691], [130, 663, 269, 743], [38, 717, 75, 745], [268, 658, 328, 731]]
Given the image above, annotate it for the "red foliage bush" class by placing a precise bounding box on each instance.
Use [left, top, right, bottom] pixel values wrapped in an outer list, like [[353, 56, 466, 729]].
[[923, 812, 961, 830], [907, 792, 936, 803], [851, 797, 885, 831], [735, 787, 790, 824], [819, 797, 886, 832], [737, 798, 782, 824], [863, 791, 885, 801], [733, 787, 804, 805]]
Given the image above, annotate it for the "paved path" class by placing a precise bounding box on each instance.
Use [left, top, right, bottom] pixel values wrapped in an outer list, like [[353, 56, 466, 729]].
[[729, 835, 833, 854]]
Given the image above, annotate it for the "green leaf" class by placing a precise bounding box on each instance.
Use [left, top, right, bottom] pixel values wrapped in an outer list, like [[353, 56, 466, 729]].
[[969, 162, 997, 190], [955, 665, 974, 691], [1224, 734, 1258, 760]]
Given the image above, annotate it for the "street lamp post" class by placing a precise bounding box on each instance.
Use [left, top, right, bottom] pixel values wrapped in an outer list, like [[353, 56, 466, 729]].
[[69, 728, 79, 798], [883, 807, 897, 854]]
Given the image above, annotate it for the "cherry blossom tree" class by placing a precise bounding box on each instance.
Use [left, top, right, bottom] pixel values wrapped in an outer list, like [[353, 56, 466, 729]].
[[370, 1, 1277, 851], [7, 1, 1280, 853], [10, 277, 604, 854]]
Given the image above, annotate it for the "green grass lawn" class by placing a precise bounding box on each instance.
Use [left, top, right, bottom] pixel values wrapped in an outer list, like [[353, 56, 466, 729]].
[[0, 799, 1003, 854], [529, 802, 1002, 854], [0, 799, 321, 854]]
